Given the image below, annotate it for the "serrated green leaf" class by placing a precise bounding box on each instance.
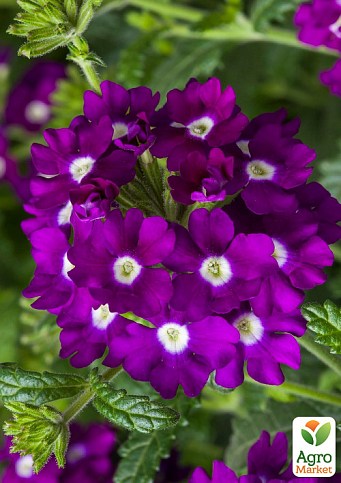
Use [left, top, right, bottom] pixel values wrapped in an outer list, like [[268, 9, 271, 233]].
[[4, 402, 69, 472], [302, 301, 341, 354], [251, 0, 300, 32], [19, 36, 69, 57], [115, 429, 175, 483], [315, 422, 331, 446], [301, 428, 314, 445], [0, 363, 88, 405], [91, 376, 179, 433]]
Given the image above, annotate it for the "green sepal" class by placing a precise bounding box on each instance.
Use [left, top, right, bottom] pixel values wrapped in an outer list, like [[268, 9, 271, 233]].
[[0, 363, 88, 405], [302, 300, 341, 354], [64, 0, 78, 23], [90, 371, 180, 433], [76, 0, 95, 34], [4, 402, 70, 472], [19, 36, 70, 58]]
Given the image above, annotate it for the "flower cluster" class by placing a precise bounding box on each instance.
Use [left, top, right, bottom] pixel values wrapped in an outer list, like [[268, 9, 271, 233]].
[[190, 430, 340, 482], [23, 78, 341, 399], [0, 52, 66, 199], [0, 423, 116, 482], [294, 0, 341, 97]]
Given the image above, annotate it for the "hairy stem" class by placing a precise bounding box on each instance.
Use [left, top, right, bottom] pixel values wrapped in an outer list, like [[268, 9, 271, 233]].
[[299, 331, 341, 378], [63, 366, 122, 423]]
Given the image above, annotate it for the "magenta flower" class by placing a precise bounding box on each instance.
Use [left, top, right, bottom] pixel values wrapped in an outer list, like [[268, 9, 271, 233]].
[[5, 61, 66, 131], [294, 0, 341, 51], [215, 302, 305, 387], [321, 59, 341, 96], [58, 288, 128, 368], [151, 78, 248, 170], [68, 208, 175, 317], [105, 305, 239, 399], [168, 147, 241, 204], [190, 431, 321, 482], [238, 113, 315, 214], [23, 227, 75, 313], [164, 208, 276, 320], [83, 81, 160, 155]]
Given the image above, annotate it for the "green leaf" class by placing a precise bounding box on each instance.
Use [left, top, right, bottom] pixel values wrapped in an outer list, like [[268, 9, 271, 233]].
[[4, 402, 70, 472], [315, 422, 331, 446], [91, 374, 179, 433], [0, 363, 88, 405], [301, 429, 314, 445], [115, 429, 175, 483], [251, 0, 300, 32], [302, 300, 341, 354], [193, 0, 241, 31]]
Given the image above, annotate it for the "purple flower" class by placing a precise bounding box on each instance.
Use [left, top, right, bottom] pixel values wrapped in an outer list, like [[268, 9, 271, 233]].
[[190, 460, 238, 483], [294, 0, 341, 51], [104, 304, 239, 399], [0, 423, 116, 483], [23, 227, 75, 313], [0, 438, 61, 483], [83, 81, 160, 155], [190, 431, 322, 482], [168, 148, 240, 205], [61, 423, 116, 483], [238, 113, 315, 215], [321, 59, 341, 96], [5, 61, 66, 131], [68, 208, 175, 317], [226, 198, 335, 313], [57, 288, 128, 368], [215, 301, 305, 387], [0, 129, 25, 197], [164, 208, 276, 320], [294, 181, 341, 244], [150, 78, 248, 170], [30, 116, 135, 212]]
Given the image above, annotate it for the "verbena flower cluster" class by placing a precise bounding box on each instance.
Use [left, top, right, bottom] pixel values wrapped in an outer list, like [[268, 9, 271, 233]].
[[0, 423, 116, 482], [190, 430, 340, 482], [294, 0, 341, 96], [23, 78, 341, 399]]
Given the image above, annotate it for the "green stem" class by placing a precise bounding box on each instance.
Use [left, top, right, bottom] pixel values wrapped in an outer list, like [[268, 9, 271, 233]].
[[63, 367, 122, 423], [98, 0, 203, 21], [299, 331, 341, 378], [71, 56, 101, 93], [245, 376, 341, 407]]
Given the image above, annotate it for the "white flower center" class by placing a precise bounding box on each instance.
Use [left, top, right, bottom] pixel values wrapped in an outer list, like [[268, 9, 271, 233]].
[[113, 256, 142, 285], [70, 156, 96, 183], [25, 100, 50, 124], [199, 256, 232, 287], [237, 139, 250, 156], [112, 122, 128, 140], [0, 156, 6, 178], [187, 116, 214, 139], [272, 238, 288, 268], [92, 304, 117, 330], [15, 455, 34, 478], [246, 160, 276, 180], [58, 201, 73, 226], [67, 443, 86, 463], [157, 322, 190, 354], [62, 253, 75, 280], [234, 312, 264, 346], [330, 15, 341, 38], [0, 63, 9, 81]]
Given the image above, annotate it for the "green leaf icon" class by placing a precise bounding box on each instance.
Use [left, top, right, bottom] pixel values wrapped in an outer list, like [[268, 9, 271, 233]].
[[301, 429, 314, 445], [316, 422, 331, 446]]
